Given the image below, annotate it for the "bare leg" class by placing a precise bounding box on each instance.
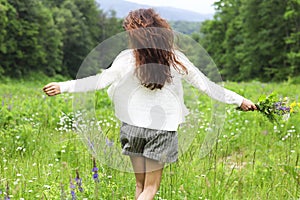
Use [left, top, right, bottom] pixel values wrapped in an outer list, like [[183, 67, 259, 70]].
[[137, 158, 164, 200], [130, 156, 146, 200]]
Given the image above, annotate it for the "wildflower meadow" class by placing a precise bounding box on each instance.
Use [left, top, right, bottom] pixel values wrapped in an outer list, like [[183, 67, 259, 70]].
[[0, 77, 299, 199]]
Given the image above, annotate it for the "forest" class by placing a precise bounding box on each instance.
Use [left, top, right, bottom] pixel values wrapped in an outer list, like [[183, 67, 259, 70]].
[[0, 0, 123, 78], [0, 0, 299, 81], [200, 0, 300, 81]]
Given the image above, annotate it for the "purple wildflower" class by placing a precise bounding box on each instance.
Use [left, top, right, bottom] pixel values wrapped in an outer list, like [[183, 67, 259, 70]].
[[275, 103, 290, 113], [70, 177, 76, 200], [71, 190, 76, 199], [75, 170, 83, 192], [274, 102, 282, 109], [92, 167, 98, 172], [93, 173, 99, 179], [280, 107, 290, 112], [276, 102, 281, 105], [92, 157, 100, 183], [273, 101, 291, 116]]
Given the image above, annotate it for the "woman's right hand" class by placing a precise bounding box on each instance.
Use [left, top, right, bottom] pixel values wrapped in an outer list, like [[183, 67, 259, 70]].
[[240, 98, 257, 111], [43, 82, 61, 96]]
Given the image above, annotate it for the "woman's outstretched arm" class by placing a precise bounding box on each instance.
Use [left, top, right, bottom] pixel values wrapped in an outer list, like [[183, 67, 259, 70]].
[[43, 72, 112, 96], [177, 51, 257, 111], [42, 73, 105, 96], [42, 50, 131, 96]]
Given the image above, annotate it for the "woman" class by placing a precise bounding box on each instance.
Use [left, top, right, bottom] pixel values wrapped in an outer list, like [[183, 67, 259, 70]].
[[43, 8, 256, 200]]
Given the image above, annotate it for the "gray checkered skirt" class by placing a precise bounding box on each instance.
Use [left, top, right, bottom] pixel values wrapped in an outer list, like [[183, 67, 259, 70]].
[[120, 122, 178, 163]]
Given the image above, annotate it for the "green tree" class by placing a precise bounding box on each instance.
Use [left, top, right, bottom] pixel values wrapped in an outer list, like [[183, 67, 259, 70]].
[[51, 0, 123, 78], [200, 0, 291, 81], [0, 0, 15, 76], [200, 0, 238, 80], [200, 20, 225, 71], [0, 0, 124, 78], [217, 0, 244, 81], [52, 0, 94, 78], [99, 10, 123, 41], [285, 0, 300, 77], [240, 0, 288, 81], [0, 0, 61, 77]]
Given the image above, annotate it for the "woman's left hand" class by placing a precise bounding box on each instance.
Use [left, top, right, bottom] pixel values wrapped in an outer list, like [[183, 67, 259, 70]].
[[240, 99, 257, 111]]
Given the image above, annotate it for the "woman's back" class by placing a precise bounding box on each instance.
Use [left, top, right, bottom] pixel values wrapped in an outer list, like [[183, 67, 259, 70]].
[[109, 49, 189, 131]]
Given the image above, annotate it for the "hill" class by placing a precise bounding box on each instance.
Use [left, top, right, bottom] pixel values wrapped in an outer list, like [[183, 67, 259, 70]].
[[96, 0, 213, 22]]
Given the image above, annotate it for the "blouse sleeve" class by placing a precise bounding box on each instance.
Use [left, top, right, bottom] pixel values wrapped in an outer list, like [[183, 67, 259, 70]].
[[59, 50, 131, 93], [176, 51, 244, 106]]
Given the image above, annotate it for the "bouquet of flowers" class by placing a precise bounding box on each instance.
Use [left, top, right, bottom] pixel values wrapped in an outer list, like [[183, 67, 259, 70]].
[[254, 93, 300, 123]]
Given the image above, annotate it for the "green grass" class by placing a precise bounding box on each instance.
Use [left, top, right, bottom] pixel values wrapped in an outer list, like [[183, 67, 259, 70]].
[[0, 78, 299, 199]]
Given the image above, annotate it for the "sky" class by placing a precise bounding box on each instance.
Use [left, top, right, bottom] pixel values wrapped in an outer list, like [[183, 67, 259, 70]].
[[125, 0, 217, 14]]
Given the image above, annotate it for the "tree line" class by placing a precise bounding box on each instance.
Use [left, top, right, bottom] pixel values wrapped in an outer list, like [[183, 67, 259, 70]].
[[200, 0, 300, 82], [1, 0, 299, 82], [0, 0, 123, 78]]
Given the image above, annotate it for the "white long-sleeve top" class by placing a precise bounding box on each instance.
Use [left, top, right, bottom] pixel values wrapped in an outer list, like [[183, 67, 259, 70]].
[[59, 49, 244, 131]]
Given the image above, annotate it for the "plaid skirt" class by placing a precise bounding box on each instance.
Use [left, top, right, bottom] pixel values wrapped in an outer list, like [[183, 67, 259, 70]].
[[120, 122, 178, 163]]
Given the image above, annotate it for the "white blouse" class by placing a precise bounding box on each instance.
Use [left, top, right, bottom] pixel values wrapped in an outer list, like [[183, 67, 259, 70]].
[[59, 49, 244, 131]]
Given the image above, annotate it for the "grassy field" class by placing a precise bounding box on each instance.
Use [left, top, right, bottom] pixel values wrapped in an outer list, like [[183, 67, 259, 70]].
[[0, 78, 299, 199]]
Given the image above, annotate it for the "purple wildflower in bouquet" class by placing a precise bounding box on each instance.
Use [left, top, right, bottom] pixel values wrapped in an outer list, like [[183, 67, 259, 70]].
[[255, 93, 299, 123]]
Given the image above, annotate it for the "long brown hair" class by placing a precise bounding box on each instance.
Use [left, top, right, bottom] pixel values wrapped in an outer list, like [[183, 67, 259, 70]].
[[123, 8, 187, 90]]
